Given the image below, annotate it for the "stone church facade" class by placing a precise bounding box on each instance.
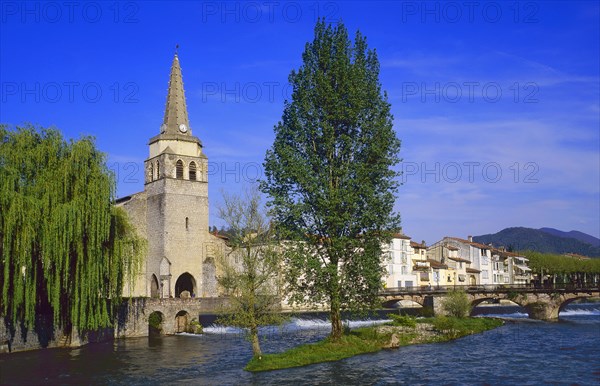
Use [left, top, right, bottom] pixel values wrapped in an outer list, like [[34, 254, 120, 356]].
[[116, 53, 226, 299]]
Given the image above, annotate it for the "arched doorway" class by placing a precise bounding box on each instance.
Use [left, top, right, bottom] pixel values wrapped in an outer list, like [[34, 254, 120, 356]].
[[469, 275, 477, 286], [175, 311, 190, 333], [148, 311, 164, 335], [175, 272, 196, 298], [150, 274, 160, 298]]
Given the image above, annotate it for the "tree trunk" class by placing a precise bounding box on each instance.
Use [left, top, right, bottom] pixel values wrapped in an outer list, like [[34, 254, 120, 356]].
[[330, 297, 343, 341], [250, 326, 262, 358]]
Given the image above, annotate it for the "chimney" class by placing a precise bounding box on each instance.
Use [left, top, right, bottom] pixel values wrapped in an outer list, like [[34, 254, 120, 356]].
[[468, 235, 473, 242]]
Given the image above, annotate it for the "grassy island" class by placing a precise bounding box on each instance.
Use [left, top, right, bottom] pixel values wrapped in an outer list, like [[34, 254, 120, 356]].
[[245, 316, 504, 372]]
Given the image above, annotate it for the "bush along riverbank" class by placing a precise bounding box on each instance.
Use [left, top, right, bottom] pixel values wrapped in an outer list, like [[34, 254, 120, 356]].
[[245, 316, 504, 372]]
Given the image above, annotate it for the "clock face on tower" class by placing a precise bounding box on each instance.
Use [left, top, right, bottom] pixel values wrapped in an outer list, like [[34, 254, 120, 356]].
[[179, 124, 188, 133]]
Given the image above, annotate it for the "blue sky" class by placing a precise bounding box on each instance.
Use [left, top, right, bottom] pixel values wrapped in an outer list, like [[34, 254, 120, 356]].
[[1, 1, 599, 243]]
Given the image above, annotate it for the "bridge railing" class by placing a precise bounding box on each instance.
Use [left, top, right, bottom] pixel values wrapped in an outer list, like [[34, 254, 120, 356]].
[[380, 283, 600, 295]]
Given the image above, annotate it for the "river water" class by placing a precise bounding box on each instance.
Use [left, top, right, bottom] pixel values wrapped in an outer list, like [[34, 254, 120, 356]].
[[1, 303, 599, 385]]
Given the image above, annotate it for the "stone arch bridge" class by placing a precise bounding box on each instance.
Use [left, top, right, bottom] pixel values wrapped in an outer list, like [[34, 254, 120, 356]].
[[115, 297, 229, 338], [380, 285, 600, 320]]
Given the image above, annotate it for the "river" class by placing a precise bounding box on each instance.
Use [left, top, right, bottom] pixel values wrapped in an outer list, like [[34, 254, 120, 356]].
[[1, 302, 599, 385]]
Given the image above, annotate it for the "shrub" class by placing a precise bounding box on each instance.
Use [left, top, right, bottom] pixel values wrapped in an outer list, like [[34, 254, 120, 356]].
[[188, 318, 203, 334], [389, 314, 417, 328], [148, 312, 163, 331], [441, 289, 472, 318], [432, 316, 454, 333]]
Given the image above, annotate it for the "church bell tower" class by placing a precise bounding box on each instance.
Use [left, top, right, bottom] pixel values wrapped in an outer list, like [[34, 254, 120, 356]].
[[143, 52, 209, 298]]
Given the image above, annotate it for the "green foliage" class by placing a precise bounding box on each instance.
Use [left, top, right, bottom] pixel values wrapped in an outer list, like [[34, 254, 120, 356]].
[[215, 187, 286, 357], [188, 318, 203, 334], [0, 125, 144, 332], [261, 19, 401, 340], [441, 290, 472, 318], [148, 312, 163, 331], [388, 314, 416, 328], [524, 251, 600, 275], [245, 331, 384, 372], [431, 316, 502, 339]]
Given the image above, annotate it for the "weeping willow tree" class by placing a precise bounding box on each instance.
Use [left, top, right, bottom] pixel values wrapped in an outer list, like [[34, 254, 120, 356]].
[[0, 125, 144, 333]]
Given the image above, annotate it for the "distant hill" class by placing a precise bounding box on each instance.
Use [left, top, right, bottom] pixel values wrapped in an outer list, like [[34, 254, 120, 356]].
[[538, 227, 600, 247], [473, 227, 600, 257]]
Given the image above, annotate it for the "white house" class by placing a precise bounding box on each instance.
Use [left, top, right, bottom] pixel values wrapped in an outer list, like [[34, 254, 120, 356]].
[[435, 236, 494, 285], [383, 233, 418, 289]]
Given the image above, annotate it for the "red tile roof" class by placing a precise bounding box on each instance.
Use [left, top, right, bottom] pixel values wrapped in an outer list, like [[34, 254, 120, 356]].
[[426, 259, 448, 269], [448, 256, 471, 264], [411, 241, 427, 248]]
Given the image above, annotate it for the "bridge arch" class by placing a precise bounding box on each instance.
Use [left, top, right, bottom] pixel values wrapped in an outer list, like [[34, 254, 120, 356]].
[[148, 311, 165, 335], [381, 296, 426, 309], [175, 310, 191, 333], [557, 296, 596, 315]]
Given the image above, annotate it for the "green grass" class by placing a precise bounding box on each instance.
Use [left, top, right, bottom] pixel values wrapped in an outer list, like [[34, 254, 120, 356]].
[[245, 317, 503, 372], [427, 316, 504, 340], [245, 332, 385, 372]]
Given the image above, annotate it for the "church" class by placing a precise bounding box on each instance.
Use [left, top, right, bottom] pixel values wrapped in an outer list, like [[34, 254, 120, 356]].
[[116, 53, 226, 299]]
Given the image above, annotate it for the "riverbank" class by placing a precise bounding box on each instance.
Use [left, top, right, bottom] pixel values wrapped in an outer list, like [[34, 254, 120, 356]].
[[245, 316, 504, 372]]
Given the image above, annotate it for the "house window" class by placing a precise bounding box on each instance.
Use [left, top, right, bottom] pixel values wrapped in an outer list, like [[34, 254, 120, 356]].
[[185, 217, 189, 230], [176, 160, 184, 179], [482, 270, 489, 279], [156, 160, 160, 179], [149, 163, 154, 182], [189, 161, 197, 181], [401, 266, 407, 275]]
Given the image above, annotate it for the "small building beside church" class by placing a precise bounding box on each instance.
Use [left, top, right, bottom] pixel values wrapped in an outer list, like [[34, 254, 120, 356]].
[[116, 53, 227, 299]]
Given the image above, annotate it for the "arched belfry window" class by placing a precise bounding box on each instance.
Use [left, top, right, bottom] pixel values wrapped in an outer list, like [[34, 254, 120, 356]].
[[156, 160, 160, 179], [149, 163, 154, 182], [176, 160, 184, 179], [189, 162, 197, 181]]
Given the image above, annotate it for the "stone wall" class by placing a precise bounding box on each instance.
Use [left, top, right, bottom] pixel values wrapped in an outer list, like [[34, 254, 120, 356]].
[[0, 317, 113, 354], [1, 297, 229, 354], [115, 297, 229, 338]]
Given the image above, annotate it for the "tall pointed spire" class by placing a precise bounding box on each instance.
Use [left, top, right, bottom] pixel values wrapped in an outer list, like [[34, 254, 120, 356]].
[[162, 50, 190, 135]]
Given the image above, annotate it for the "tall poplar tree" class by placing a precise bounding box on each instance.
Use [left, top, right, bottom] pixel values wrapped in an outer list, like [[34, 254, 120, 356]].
[[261, 20, 401, 340], [0, 125, 144, 335]]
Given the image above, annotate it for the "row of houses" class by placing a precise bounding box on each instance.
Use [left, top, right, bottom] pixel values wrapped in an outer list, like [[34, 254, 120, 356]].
[[383, 233, 532, 289]]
